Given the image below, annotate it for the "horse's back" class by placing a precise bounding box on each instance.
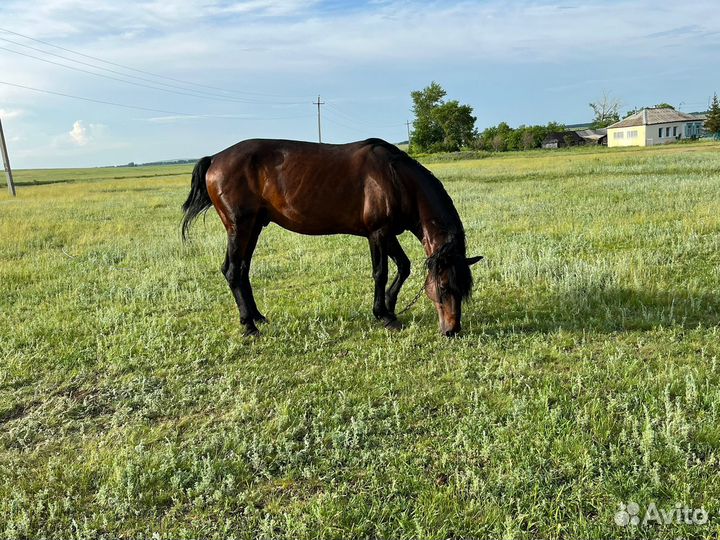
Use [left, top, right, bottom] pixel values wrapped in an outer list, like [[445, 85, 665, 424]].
[[206, 138, 411, 236]]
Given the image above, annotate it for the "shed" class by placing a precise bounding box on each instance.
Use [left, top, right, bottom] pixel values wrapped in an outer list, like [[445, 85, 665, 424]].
[[575, 128, 607, 146], [541, 131, 584, 149]]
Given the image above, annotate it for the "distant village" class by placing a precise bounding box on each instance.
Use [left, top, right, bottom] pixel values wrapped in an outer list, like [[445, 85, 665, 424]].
[[542, 108, 708, 149]]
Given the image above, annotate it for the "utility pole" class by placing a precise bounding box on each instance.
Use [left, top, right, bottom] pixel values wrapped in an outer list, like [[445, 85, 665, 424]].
[[313, 95, 324, 143], [405, 120, 412, 146], [0, 117, 16, 197]]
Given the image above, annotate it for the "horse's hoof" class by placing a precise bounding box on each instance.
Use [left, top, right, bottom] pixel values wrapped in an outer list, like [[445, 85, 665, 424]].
[[383, 318, 404, 331], [243, 327, 261, 338], [254, 314, 268, 324]]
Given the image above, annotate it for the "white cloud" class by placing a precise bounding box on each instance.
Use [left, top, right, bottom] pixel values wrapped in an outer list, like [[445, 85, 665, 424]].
[[1, 0, 719, 167], [68, 120, 89, 145], [2, 1, 718, 72], [2, 0, 719, 88], [0, 108, 24, 119], [66, 120, 105, 146]]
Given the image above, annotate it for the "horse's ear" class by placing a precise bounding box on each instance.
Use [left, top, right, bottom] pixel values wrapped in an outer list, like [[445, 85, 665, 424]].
[[466, 255, 483, 266]]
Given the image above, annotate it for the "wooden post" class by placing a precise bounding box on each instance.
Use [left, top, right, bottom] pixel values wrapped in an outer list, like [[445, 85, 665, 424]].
[[313, 95, 324, 143], [0, 118, 16, 197]]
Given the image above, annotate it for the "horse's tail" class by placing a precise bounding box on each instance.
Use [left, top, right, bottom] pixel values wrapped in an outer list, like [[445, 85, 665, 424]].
[[181, 156, 213, 241]]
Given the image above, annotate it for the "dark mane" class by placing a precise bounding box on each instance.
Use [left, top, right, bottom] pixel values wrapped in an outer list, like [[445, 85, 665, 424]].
[[367, 139, 464, 236], [426, 232, 473, 301], [362, 140, 473, 301]]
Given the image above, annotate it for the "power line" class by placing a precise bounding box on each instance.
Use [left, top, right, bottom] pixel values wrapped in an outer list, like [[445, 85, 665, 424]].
[[0, 80, 196, 116], [0, 26, 306, 101], [322, 111, 371, 134], [0, 35, 304, 105], [322, 109, 406, 138], [0, 45, 304, 106], [325, 102, 405, 129], [0, 80, 317, 122]]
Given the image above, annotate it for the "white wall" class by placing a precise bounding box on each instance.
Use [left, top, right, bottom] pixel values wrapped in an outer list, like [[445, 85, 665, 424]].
[[645, 122, 686, 146]]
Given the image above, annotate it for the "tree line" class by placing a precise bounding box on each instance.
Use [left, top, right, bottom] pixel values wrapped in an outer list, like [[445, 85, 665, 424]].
[[410, 83, 720, 154], [409, 82, 566, 154]]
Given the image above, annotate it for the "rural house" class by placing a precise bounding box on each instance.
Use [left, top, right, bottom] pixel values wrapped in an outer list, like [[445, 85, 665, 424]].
[[541, 129, 607, 149], [541, 130, 584, 149], [575, 129, 607, 146], [607, 108, 705, 148]]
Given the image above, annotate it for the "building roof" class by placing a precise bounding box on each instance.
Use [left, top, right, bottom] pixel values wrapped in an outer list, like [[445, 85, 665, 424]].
[[608, 108, 701, 129], [575, 128, 607, 140], [542, 131, 584, 143]]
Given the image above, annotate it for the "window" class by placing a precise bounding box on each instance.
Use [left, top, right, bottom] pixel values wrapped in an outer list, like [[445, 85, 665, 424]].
[[627, 130, 638, 138], [659, 127, 663, 138], [673, 126, 677, 137], [666, 127, 671, 137], [613, 131, 624, 139]]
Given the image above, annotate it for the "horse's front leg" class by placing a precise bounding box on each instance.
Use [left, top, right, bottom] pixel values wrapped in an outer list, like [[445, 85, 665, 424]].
[[368, 233, 402, 330], [385, 236, 411, 316]]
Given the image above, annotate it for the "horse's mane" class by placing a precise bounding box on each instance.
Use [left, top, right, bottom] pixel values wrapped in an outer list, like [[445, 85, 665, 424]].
[[426, 232, 473, 301], [365, 138, 463, 231], [363, 139, 473, 301]]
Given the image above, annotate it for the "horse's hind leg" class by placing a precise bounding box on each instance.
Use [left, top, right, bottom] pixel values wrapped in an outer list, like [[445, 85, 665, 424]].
[[223, 214, 265, 337], [386, 236, 410, 316], [239, 218, 266, 324]]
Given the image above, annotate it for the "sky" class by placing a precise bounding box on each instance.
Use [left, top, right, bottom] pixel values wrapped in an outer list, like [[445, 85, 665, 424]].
[[0, 0, 718, 168]]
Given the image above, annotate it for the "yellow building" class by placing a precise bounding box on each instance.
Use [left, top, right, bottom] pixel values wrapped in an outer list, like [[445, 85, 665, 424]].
[[607, 108, 705, 148]]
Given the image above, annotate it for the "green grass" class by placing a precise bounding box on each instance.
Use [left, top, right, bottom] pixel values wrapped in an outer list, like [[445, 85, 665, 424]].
[[2, 142, 720, 538]]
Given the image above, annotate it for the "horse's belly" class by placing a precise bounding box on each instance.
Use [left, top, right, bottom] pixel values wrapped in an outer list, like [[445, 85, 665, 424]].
[[266, 204, 367, 236]]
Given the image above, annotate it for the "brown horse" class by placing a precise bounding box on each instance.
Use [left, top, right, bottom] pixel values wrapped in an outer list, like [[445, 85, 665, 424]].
[[182, 138, 481, 337]]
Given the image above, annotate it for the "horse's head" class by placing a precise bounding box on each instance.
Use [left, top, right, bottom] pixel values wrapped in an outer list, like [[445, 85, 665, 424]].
[[425, 243, 482, 337]]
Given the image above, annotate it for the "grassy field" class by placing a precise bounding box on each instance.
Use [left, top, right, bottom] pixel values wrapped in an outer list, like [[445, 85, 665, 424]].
[[2, 141, 720, 538]]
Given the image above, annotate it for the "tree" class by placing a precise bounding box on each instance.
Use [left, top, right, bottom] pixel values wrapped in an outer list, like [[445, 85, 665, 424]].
[[705, 93, 720, 136], [589, 91, 621, 128], [491, 134, 505, 152], [410, 82, 477, 152], [410, 82, 445, 152], [521, 129, 536, 150], [476, 121, 565, 152], [433, 100, 477, 151]]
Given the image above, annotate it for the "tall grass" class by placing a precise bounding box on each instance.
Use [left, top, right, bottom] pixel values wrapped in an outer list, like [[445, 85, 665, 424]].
[[1, 142, 720, 538]]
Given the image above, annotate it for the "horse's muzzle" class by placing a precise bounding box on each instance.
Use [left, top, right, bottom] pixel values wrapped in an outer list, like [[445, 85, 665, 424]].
[[443, 326, 460, 338]]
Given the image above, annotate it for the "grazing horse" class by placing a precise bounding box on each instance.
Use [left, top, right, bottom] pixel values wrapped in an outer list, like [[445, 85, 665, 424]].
[[182, 138, 481, 337]]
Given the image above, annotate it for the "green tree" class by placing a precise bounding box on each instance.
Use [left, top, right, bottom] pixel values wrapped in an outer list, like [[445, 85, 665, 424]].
[[410, 82, 445, 152], [491, 134, 505, 152], [410, 82, 477, 152], [520, 127, 537, 150], [476, 121, 564, 152], [433, 100, 477, 151], [705, 93, 720, 136]]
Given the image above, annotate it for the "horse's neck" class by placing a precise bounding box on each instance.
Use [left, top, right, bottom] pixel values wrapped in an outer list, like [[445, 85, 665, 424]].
[[415, 187, 459, 258]]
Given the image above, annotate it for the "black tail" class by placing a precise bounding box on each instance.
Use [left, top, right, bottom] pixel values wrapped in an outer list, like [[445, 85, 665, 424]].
[[181, 156, 213, 241]]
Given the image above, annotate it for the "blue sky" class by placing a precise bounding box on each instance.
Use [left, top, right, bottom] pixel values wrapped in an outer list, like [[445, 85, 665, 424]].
[[1, 0, 718, 168]]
